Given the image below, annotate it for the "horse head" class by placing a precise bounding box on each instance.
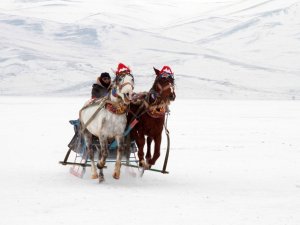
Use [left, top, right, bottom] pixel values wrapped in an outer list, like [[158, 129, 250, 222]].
[[111, 64, 135, 104], [153, 66, 176, 102]]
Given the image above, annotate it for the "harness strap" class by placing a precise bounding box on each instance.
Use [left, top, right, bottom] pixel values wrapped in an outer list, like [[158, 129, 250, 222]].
[[79, 97, 108, 133], [128, 101, 147, 123], [119, 82, 134, 91], [162, 113, 170, 173], [143, 99, 149, 109], [157, 83, 172, 94]]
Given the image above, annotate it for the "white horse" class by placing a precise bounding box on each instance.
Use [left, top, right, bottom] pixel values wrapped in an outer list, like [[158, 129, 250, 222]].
[[80, 73, 134, 182]]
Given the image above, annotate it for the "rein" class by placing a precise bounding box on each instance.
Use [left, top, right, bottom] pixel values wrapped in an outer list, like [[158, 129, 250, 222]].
[[156, 82, 173, 95], [162, 112, 170, 173], [119, 82, 134, 92], [79, 97, 108, 132], [115, 74, 134, 93]]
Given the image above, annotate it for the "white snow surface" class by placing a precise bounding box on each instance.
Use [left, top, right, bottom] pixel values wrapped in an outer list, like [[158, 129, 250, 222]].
[[0, 97, 300, 224], [1, 1, 300, 224], [0, 0, 300, 99]]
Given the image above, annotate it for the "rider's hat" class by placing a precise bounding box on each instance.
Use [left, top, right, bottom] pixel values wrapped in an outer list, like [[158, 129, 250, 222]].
[[100, 72, 111, 79]]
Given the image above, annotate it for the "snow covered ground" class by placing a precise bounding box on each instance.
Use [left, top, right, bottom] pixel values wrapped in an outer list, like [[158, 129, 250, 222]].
[[0, 97, 299, 225], [1, 0, 300, 224]]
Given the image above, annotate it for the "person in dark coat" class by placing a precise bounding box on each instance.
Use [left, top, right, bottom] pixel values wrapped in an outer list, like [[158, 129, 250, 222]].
[[91, 72, 111, 99]]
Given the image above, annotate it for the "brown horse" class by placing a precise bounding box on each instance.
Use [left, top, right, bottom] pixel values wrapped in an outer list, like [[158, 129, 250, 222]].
[[127, 66, 176, 169]]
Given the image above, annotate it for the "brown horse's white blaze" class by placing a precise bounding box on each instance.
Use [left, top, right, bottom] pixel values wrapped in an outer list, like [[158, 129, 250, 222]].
[[80, 63, 134, 182]]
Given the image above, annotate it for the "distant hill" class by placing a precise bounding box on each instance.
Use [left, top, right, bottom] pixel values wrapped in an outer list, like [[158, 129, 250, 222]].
[[0, 0, 299, 99]]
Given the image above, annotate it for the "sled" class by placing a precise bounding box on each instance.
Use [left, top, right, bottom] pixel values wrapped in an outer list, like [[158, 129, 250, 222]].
[[59, 119, 170, 178]]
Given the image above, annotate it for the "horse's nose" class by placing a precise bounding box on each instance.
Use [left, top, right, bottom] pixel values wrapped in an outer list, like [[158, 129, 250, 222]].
[[129, 91, 133, 101], [125, 91, 133, 101], [169, 85, 176, 101], [170, 92, 176, 101]]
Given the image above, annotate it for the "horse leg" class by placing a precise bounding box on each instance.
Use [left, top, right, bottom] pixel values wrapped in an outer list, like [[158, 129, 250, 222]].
[[148, 134, 161, 166], [83, 132, 98, 179], [124, 135, 131, 165], [113, 136, 124, 179], [97, 135, 108, 182], [146, 137, 153, 163], [135, 134, 150, 169]]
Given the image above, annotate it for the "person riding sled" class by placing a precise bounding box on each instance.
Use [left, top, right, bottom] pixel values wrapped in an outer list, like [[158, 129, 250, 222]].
[[68, 71, 112, 157], [91, 72, 111, 99]]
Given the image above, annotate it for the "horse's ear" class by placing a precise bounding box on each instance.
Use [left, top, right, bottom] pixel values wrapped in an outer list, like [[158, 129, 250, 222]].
[[153, 67, 160, 76]]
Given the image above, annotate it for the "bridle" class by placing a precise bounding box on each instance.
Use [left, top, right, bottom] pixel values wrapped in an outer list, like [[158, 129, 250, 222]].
[[156, 82, 174, 95], [144, 79, 174, 118], [106, 73, 134, 114], [154, 74, 175, 97], [115, 73, 134, 93]]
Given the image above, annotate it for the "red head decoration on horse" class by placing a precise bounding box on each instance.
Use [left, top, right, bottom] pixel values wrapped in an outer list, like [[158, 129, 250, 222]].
[[154, 65, 174, 80], [160, 66, 173, 77], [112, 63, 135, 104], [115, 63, 131, 76], [153, 65, 176, 101]]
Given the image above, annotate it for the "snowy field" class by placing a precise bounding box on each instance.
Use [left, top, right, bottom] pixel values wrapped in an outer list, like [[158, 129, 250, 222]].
[[0, 97, 299, 225], [1, 0, 300, 224]]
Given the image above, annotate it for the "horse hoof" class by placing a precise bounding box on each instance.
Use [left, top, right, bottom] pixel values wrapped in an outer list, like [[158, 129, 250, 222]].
[[99, 176, 105, 183], [148, 159, 155, 166], [144, 165, 150, 170], [113, 172, 120, 179], [91, 174, 98, 179], [140, 160, 150, 170]]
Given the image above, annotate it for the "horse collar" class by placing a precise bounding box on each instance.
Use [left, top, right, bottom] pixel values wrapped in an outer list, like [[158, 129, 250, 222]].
[[147, 105, 166, 118], [106, 102, 128, 115], [144, 91, 168, 118]]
